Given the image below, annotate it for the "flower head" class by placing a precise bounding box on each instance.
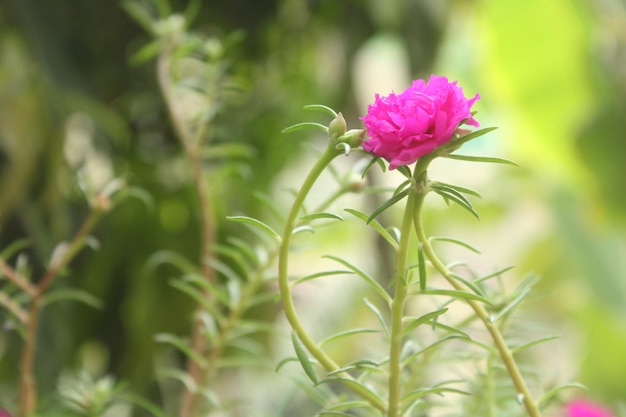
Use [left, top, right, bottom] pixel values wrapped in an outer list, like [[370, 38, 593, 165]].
[[566, 399, 615, 417], [361, 75, 479, 169]]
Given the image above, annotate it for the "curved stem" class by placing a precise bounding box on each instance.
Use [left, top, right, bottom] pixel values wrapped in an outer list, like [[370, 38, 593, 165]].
[[387, 192, 416, 417], [413, 191, 541, 417], [278, 144, 386, 413]]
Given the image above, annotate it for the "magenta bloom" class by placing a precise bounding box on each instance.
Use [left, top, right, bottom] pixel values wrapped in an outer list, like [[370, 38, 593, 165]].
[[567, 399, 615, 417], [361, 75, 480, 169], [0, 410, 12, 417]]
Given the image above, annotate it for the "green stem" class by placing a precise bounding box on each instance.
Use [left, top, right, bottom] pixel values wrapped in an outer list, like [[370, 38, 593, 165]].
[[413, 189, 541, 417], [278, 144, 386, 413], [387, 191, 416, 417]]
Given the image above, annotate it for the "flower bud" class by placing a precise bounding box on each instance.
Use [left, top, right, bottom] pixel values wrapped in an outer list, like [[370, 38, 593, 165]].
[[328, 112, 347, 141], [336, 129, 366, 148]]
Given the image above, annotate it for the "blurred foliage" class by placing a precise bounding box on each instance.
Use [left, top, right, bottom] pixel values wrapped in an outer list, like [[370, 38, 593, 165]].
[[0, 0, 625, 415]]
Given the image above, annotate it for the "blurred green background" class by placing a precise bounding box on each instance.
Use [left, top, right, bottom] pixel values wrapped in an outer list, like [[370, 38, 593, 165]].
[[0, 0, 624, 414]]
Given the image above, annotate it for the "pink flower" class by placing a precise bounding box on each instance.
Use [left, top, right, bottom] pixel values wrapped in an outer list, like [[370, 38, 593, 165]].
[[566, 399, 615, 417], [361, 75, 480, 169], [0, 410, 12, 417]]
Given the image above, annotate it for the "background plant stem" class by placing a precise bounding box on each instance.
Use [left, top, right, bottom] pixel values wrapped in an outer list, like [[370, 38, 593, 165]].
[[18, 209, 103, 417], [413, 188, 542, 417], [157, 48, 217, 417]]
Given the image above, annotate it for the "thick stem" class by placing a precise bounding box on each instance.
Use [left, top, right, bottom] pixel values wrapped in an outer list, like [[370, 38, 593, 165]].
[[387, 192, 416, 417], [278, 144, 386, 413], [413, 192, 541, 417]]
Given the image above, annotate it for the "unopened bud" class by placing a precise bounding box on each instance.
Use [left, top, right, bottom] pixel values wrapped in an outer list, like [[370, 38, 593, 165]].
[[336, 129, 366, 148], [328, 112, 347, 141]]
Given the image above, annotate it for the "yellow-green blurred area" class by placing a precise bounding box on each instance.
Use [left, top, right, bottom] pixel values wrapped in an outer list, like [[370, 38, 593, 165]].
[[0, 0, 625, 414]]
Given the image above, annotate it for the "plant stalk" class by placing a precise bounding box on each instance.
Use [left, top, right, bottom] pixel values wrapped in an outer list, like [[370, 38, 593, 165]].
[[278, 144, 386, 413], [18, 209, 103, 417], [157, 48, 217, 417], [413, 187, 541, 417], [387, 191, 416, 417]]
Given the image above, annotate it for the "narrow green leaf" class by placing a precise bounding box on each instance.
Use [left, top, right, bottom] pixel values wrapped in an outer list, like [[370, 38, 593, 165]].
[[144, 250, 198, 274], [367, 188, 411, 223], [401, 335, 468, 367], [538, 383, 587, 406], [396, 165, 412, 179], [129, 40, 160, 66], [431, 183, 474, 207], [298, 212, 344, 222], [303, 104, 337, 117], [445, 154, 518, 166], [292, 225, 315, 236], [432, 186, 479, 219], [204, 257, 241, 283], [124, 186, 155, 212], [319, 328, 381, 347], [325, 361, 382, 377], [512, 336, 560, 354], [246, 292, 277, 308], [213, 243, 252, 275], [291, 332, 318, 385], [418, 288, 493, 306], [430, 237, 481, 254], [169, 279, 225, 318], [155, 333, 207, 369], [417, 244, 427, 290], [121, 1, 156, 35], [453, 126, 499, 147], [291, 270, 352, 286], [401, 386, 470, 405], [281, 122, 328, 134], [402, 308, 448, 336], [492, 286, 533, 322], [119, 392, 171, 417], [324, 401, 370, 412], [449, 272, 487, 298], [226, 216, 281, 243], [275, 357, 299, 373], [437, 182, 481, 198], [202, 143, 255, 160], [363, 298, 389, 339], [41, 289, 103, 310], [324, 255, 391, 304], [1, 238, 31, 260], [318, 377, 381, 402], [153, 0, 171, 18], [183, 0, 202, 25], [475, 265, 516, 283], [344, 208, 399, 250], [430, 322, 471, 340], [361, 157, 386, 178], [216, 357, 272, 369], [253, 191, 284, 223], [393, 179, 412, 196]]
